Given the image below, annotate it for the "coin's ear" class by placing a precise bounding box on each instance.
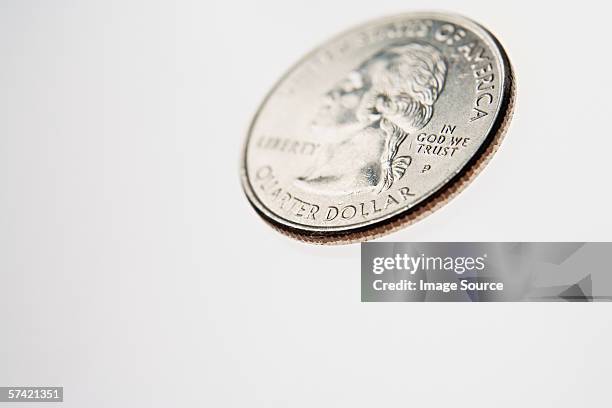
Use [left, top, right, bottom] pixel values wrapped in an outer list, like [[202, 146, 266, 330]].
[[374, 94, 392, 116]]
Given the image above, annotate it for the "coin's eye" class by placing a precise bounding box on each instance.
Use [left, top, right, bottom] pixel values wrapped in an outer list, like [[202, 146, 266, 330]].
[[323, 90, 342, 108], [322, 94, 335, 107], [374, 93, 395, 115]]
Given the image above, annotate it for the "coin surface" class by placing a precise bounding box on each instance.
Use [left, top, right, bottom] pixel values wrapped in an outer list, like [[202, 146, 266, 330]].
[[241, 12, 515, 244]]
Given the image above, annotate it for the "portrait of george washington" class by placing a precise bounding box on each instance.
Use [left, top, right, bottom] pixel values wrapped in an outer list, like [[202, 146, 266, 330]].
[[295, 42, 447, 196]]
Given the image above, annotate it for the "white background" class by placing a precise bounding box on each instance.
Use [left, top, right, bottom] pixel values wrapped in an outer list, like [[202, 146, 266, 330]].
[[1, 0, 611, 406]]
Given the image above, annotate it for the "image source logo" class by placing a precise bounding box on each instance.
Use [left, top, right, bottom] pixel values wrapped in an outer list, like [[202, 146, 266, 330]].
[[361, 242, 612, 302]]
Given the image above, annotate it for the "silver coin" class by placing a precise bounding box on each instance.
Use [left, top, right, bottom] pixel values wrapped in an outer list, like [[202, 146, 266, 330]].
[[240, 12, 515, 244]]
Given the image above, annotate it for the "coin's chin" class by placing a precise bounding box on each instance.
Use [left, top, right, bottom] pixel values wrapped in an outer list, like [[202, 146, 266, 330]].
[[294, 177, 379, 197]]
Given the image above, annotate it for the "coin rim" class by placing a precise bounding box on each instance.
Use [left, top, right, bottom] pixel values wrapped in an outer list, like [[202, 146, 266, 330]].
[[240, 12, 515, 244]]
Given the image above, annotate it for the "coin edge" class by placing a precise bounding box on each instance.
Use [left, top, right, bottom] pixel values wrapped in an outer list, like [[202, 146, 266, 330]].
[[240, 12, 516, 244]]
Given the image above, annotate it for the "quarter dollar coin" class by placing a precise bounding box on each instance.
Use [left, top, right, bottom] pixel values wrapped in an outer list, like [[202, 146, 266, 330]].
[[240, 12, 515, 244]]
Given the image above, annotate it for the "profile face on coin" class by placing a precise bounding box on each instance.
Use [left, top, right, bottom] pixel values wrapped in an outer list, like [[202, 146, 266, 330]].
[[241, 12, 514, 243]]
